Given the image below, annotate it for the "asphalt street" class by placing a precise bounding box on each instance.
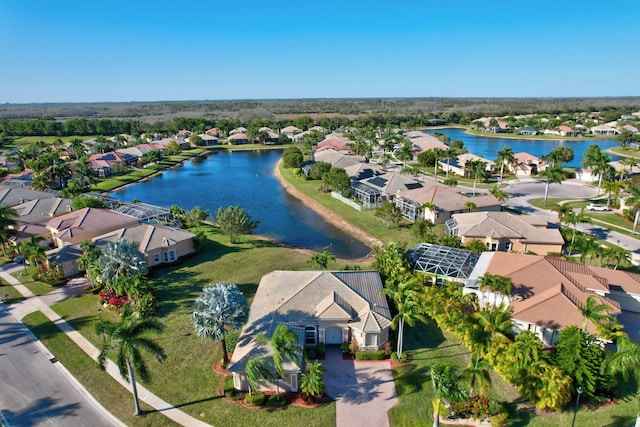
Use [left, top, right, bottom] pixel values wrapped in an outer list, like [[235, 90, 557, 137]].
[[0, 305, 118, 427]]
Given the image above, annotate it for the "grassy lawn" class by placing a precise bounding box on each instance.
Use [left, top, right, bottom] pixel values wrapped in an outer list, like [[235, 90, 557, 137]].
[[279, 165, 416, 245], [0, 282, 25, 304], [22, 311, 177, 427], [13, 135, 95, 143], [610, 145, 640, 159], [15, 267, 58, 295], [48, 226, 336, 427]]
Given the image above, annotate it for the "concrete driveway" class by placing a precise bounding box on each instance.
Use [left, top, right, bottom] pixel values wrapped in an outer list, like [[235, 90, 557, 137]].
[[322, 347, 398, 427]]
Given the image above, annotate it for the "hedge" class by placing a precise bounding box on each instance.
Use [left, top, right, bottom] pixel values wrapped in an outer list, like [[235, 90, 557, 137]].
[[355, 350, 386, 360]]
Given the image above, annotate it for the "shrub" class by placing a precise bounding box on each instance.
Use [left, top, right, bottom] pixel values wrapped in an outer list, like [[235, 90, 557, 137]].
[[306, 349, 318, 359], [355, 350, 386, 360], [244, 392, 266, 406], [341, 341, 350, 353], [316, 342, 325, 355], [391, 352, 408, 363], [266, 394, 287, 407], [98, 289, 129, 308], [136, 292, 159, 318], [348, 340, 359, 354], [225, 329, 240, 354], [490, 412, 509, 427]]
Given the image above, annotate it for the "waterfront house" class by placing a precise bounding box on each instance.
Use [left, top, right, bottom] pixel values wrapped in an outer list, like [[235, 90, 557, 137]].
[[394, 184, 501, 224], [512, 152, 545, 176], [205, 127, 221, 137], [229, 127, 247, 136], [0, 184, 62, 207], [227, 270, 391, 393], [317, 134, 354, 154], [46, 208, 138, 248], [228, 133, 250, 145], [199, 134, 219, 146], [591, 124, 620, 135], [13, 196, 73, 225], [519, 125, 539, 136], [438, 153, 495, 177], [445, 211, 564, 254]]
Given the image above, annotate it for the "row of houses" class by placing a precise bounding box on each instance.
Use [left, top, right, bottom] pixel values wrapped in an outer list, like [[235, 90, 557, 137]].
[[0, 185, 197, 278]]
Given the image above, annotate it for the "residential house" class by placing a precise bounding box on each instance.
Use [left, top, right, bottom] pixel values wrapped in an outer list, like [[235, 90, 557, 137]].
[[591, 124, 620, 135], [558, 125, 581, 137], [50, 223, 197, 278], [519, 125, 539, 136], [445, 212, 564, 254], [404, 131, 448, 154], [512, 152, 545, 176], [316, 134, 354, 154], [0, 185, 62, 207], [312, 149, 364, 169], [175, 130, 193, 142], [46, 208, 138, 248], [13, 196, 73, 225], [205, 128, 221, 137], [280, 125, 301, 139], [229, 127, 247, 136], [463, 252, 622, 346], [258, 127, 280, 144], [199, 134, 219, 146], [395, 184, 501, 224], [228, 133, 250, 145], [360, 172, 422, 200], [622, 124, 639, 134], [227, 270, 391, 393], [438, 153, 495, 177]]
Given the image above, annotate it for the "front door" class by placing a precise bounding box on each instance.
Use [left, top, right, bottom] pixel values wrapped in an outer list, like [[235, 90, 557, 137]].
[[325, 327, 342, 344]]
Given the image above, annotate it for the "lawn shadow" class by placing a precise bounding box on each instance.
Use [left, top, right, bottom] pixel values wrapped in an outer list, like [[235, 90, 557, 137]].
[[170, 394, 223, 410], [392, 364, 431, 396], [603, 414, 636, 427], [504, 398, 535, 427]]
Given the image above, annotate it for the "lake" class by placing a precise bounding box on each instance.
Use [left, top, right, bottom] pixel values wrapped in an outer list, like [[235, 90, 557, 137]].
[[427, 128, 621, 168], [110, 150, 370, 259]]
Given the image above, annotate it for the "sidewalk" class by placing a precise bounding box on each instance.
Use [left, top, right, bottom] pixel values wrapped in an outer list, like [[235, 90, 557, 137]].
[[1, 265, 211, 427]]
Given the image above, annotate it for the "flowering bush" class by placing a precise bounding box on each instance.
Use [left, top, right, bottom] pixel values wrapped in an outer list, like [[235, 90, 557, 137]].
[[98, 289, 129, 308]]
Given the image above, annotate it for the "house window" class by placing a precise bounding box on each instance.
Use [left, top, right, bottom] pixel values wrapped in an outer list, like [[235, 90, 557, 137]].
[[365, 333, 377, 347], [163, 250, 177, 263], [305, 327, 317, 346], [153, 253, 161, 264], [486, 242, 498, 251], [505, 242, 513, 251]]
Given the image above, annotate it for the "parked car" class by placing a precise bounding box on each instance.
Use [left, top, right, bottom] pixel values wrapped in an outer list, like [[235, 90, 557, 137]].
[[586, 203, 609, 212], [13, 255, 26, 264]]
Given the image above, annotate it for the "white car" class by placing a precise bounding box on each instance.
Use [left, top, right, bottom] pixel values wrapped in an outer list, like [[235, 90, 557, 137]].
[[586, 203, 609, 212]]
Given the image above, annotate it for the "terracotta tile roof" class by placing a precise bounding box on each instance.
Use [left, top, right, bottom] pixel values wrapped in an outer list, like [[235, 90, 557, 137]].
[[46, 208, 137, 242], [452, 212, 564, 244], [397, 184, 501, 212]]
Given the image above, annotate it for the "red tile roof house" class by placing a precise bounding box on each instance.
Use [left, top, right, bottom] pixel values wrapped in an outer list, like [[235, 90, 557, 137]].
[[280, 125, 301, 139], [227, 270, 391, 393], [89, 151, 139, 177], [316, 136, 355, 155], [46, 208, 139, 248], [512, 152, 546, 176], [464, 252, 622, 346], [227, 133, 250, 145], [395, 184, 501, 224]]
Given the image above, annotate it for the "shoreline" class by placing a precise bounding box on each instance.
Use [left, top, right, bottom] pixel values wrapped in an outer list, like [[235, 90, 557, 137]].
[[436, 125, 613, 143], [273, 158, 382, 256]]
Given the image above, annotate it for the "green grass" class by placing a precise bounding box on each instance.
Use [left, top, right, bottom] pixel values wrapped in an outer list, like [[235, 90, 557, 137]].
[[49, 226, 336, 427], [22, 311, 178, 427], [389, 319, 639, 427], [13, 135, 95, 143], [610, 145, 640, 159], [279, 165, 415, 245], [15, 268, 57, 295], [0, 282, 25, 304]]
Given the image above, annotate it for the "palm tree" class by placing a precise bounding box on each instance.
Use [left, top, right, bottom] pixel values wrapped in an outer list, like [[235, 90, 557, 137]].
[[299, 360, 325, 403], [495, 146, 516, 183], [68, 138, 86, 159], [396, 139, 414, 167], [382, 276, 426, 359], [192, 282, 249, 368], [463, 353, 492, 396], [566, 208, 592, 253], [433, 148, 446, 182], [576, 235, 600, 264], [245, 357, 273, 396], [627, 183, 640, 234], [96, 238, 147, 288], [0, 205, 18, 256], [552, 203, 573, 227], [577, 295, 615, 332], [19, 235, 47, 274], [479, 273, 513, 307], [464, 201, 477, 213], [489, 185, 509, 203], [465, 159, 486, 196], [603, 336, 640, 426], [96, 308, 166, 416], [443, 146, 459, 181], [256, 323, 301, 400], [431, 364, 467, 427], [583, 144, 611, 195], [619, 157, 638, 182], [540, 165, 564, 206], [31, 171, 51, 191], [472, 305, 513, 342], [602, 179, 624, 209]]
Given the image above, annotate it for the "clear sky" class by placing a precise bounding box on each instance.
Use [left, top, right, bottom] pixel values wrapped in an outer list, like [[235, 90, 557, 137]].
[[1, 1, 639, 103]]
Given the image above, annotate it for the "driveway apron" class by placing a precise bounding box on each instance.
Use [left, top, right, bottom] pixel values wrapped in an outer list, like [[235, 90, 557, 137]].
[[322, 347, 398, 427]]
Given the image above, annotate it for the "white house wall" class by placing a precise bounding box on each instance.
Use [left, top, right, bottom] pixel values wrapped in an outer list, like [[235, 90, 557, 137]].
[[609, 290, 640, 313]]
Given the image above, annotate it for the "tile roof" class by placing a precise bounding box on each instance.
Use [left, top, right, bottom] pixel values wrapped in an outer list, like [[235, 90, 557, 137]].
[[46, 208, 137, 242], [397, 184, 501, 212], [452, 212, 564, 244], [228, 271, 391, 373]]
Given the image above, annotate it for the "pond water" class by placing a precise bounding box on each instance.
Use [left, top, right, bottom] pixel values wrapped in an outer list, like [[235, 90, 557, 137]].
[[427, 128, 621, 168], [110, 150, 370, 259]]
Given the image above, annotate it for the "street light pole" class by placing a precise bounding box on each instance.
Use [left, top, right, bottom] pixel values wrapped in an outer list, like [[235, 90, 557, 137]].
[[571, 386, 583, 427], [97, 308, 106, 346]]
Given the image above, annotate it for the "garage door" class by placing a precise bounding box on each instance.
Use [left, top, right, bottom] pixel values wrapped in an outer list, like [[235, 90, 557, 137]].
[[325, 327, 343, 344]]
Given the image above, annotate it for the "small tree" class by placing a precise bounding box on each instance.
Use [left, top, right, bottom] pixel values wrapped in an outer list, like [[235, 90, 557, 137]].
[[375, 201, 402, 228], [308, 251, 336, 270], [256, 324, 301, 400], [431, 364, 467, 427], [215, 205, 260, 244], [300, 360, 325, 403]]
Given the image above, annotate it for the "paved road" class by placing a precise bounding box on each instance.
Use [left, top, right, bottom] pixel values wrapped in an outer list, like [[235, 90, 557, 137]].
[[0, 305, 118, 427]]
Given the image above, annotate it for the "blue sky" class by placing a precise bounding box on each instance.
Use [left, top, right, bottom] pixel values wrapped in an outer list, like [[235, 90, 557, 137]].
[[1, 1, 638, 103]]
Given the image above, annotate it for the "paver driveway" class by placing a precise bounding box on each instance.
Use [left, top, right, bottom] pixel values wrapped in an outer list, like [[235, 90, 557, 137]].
[[322, 347, 398, 427]]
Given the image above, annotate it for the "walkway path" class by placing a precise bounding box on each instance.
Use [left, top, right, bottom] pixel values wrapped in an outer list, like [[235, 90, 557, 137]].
[[1, 265, 212, 427], [322, 347, 398, 427]]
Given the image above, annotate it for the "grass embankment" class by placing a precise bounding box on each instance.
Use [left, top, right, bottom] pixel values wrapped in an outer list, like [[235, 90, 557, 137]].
[[46, 225, 336, 427], [610, 146, 640, 159], [22, 311, 176, 427]]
